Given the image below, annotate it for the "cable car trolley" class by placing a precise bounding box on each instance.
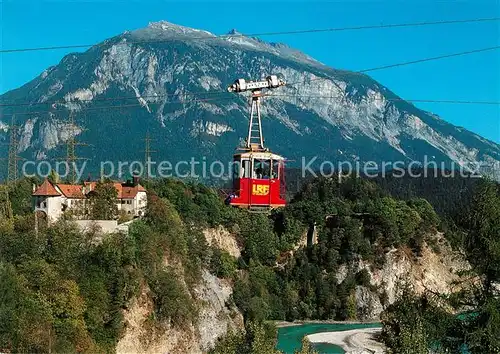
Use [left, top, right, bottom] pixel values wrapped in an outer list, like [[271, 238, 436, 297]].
[[226, 75, 287, 211]]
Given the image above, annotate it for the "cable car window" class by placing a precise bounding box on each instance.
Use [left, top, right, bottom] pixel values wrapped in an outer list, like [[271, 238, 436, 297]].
[[254, 159, 271, 179], [272, 160, 279, 179], [233, 161, 239, 180], [242, 159, 251, 178]]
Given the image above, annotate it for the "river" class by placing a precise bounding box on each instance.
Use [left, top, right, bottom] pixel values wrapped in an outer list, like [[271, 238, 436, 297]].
[[276, 322, 382, 353]]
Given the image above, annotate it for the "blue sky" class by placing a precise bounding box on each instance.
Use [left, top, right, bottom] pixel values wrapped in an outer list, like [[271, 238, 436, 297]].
[[1, 0, 499, 142]]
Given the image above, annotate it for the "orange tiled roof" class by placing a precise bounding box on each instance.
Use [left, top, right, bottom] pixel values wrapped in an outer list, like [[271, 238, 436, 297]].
[[56, 184, 85, 199], [33, 179, 61, 196], [121, 185, 138, 199], [83, 181, 146, 199]]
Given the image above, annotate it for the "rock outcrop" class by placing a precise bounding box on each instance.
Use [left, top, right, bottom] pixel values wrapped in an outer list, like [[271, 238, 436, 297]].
[[116, 270, 243, 354], [341, 233, 470, 320]]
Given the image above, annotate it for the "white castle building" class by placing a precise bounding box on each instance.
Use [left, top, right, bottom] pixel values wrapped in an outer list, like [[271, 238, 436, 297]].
[[33, 179, 147, 223]]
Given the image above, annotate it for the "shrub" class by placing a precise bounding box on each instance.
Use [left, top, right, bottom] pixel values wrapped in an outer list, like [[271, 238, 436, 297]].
[[210, 247, 237, 279]]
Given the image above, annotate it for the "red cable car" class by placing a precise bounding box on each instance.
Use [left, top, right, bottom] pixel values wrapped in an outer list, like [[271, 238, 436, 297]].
[[226, 75, 287, 211]]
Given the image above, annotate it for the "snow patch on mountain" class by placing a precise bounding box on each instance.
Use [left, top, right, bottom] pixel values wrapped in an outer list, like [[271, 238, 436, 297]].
[[199, 76, 222, 91], [197, 101, 224, 115], [191, 120, 234, 137]]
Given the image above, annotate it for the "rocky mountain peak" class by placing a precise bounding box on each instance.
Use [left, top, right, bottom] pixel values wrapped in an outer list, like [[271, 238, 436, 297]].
[[227, 29, 241, 36]]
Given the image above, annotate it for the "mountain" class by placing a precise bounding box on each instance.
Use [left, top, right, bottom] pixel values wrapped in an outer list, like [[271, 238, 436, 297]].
[[1, 21, 499, 180]]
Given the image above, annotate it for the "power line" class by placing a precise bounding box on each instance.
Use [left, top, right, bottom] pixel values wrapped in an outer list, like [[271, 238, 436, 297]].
[[0, 95, 235, 117], [265, 94, 500, 105], [1, 44, 498, 110], [359, 46, 500, 74], [0, 90, 231, 108], [286, 45, 500, 87], [1, 17, 499, 54], [0, 45, 498, 117], [1, 94, 498, 121]]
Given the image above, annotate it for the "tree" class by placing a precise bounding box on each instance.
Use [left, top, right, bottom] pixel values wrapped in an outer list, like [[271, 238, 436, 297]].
[[381, 286, 435, 354], [240, 213, 279, 265], [455, 180, 500, 353], [9, 178, 38, 215], [246, 321, 282, 354], [295, 337, 318, 354], [88, 181, 118, 220], [209, 330, 246, 354], [209, 321, 283, 354], [150, 268, 196, 327], [48, 169, 60, 184], [0, 263, 54, 352], [463, 180, 500, 295], [210, 247, 237, 279], [407, 198, 439, 232], [0, 185, 13, 220], [0, 185, 14, 234]]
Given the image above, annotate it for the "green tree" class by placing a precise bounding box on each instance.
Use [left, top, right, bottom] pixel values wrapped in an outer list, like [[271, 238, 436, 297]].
[[381, 287, 431, 354], [0, 263, 54, 352], [88, 181, 118, 220], [0, 185, 14, 234], [210, 247, 237, 278], [381, 284, 461, 354], [463, 180, 500, 294], [295, 337, 319, 354], [240, 213, 279, 265], [9, 178, 38, 215], [209, 321, 283, 354], [209, 330, 246, 354], [0, 185, 13, 220], [150, 268, 196, 327], [246, 321, 282, 354], [407, 198, 439, 232]]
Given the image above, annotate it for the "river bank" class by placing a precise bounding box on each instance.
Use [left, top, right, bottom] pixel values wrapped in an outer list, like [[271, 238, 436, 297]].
[[307, 328, 385, 354]]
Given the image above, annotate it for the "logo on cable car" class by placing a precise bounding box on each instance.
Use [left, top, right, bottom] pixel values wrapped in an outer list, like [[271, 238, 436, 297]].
[[252, 184, 270, 196]]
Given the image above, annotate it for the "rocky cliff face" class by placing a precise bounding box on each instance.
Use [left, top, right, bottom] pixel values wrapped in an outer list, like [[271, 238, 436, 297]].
[[116, 226, 243, 354], [117, 270, 243, 354], [337, 233, 471, 320], [1, 21, 499, 179]]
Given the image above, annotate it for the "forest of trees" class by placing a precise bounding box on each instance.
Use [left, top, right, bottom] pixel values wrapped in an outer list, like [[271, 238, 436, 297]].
[[0, 174, 498, 353]]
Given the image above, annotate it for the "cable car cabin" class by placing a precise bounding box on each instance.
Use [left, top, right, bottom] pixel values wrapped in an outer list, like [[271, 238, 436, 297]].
[[228, 151, 286, 210], [225, 75, 288, 211]]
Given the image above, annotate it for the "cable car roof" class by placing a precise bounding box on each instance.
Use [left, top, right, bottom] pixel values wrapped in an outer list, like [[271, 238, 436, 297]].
[[233, 151, 285, 160]]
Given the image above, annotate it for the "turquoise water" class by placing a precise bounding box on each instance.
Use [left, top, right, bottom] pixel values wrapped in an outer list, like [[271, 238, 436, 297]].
[[276, 322, 382, 354]]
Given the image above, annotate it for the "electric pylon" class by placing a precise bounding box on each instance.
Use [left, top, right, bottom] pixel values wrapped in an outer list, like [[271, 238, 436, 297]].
[[62, 111, 89, 184], [1, 115, 22, 183], [142, 131, 157, 181]]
